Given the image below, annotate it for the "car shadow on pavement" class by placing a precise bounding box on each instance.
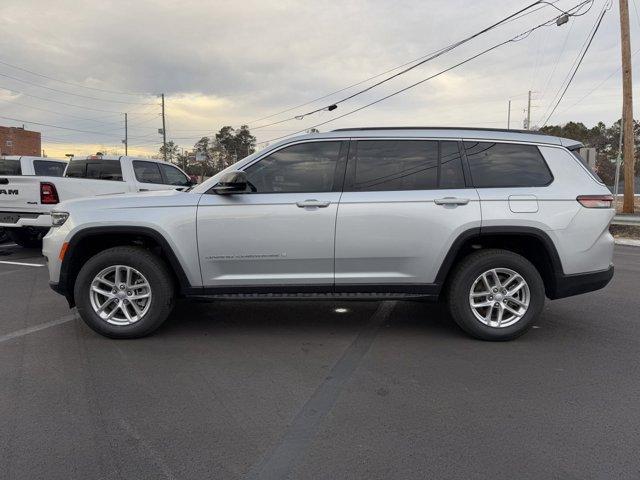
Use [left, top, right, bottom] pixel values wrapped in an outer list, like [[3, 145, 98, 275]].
[[153, 299, 467, 340]]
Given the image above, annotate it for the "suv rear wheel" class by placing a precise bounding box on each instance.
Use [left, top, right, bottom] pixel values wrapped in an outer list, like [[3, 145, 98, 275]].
[[74, 246, 175, 338], [447, 249, 545, 341]]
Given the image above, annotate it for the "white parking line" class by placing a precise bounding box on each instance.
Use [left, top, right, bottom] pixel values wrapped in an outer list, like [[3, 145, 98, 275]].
[[0, 260, 45, 267], [0, 314, 78, 344]]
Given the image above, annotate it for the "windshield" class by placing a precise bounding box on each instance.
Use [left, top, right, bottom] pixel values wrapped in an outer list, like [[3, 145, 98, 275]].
[[0, 159, 21, 175]]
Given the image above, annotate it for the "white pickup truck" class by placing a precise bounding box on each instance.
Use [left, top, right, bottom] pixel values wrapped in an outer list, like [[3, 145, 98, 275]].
[[0, 154, 192, 247], [0, 155, 68, 246]]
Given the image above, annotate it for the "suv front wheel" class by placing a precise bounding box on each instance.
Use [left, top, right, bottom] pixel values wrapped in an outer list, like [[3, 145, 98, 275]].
[[447, 249, 545, 341], [74, 246, 175, 338]]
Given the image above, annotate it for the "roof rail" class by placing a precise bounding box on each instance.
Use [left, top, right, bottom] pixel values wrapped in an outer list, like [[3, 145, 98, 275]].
[[331, 126, 546, 135]]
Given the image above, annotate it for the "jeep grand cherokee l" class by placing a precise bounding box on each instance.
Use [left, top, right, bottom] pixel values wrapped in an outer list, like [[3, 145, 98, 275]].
[[43, 128, 615, 341]]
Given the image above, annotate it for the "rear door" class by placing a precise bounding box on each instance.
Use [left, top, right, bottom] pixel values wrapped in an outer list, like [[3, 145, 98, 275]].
[[334, 138, 481, 290]]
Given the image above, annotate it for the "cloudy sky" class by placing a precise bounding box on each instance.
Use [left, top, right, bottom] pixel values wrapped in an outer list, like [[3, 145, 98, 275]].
[[0, 0, 633, 158]]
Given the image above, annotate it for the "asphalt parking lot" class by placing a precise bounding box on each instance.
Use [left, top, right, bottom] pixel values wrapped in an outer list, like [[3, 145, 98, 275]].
[[0, 242, 639, 480]]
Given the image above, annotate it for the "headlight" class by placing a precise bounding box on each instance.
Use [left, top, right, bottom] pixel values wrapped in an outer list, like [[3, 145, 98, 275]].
[[51, 211, 69, 227]]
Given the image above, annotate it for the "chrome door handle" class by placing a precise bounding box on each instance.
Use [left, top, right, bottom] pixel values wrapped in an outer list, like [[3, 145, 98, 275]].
[[296, 199, 331, 208], [434, 197, 470, 205]]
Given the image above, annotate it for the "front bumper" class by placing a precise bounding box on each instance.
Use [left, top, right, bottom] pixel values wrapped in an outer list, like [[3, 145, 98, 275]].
[[549, 265, 614, 299]]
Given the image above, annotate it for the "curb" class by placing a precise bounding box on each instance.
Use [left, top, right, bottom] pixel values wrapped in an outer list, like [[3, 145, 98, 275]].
[[615, 238, 640, 247]]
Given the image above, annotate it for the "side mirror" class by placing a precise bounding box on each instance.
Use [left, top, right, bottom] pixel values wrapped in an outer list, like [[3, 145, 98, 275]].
[[212, 170, 248, 194]]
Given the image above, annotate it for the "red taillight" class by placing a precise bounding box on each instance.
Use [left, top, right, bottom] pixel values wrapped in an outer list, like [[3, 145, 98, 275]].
[[577, 194, 613, 208], [40, 182, 59, 204]]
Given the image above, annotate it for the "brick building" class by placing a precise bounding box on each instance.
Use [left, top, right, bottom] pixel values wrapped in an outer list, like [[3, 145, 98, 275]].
[[0, 126, 41, 156]]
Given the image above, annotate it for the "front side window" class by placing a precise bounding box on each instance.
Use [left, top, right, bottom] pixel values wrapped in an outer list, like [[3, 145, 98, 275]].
[[159, 164, 190, 186], [351, 140, 465, 191], [244, 141, 341, 193], [464, 142, 552, 188], [0, 159, 21, 175], [34, 160, 66, 177], [133, 161, 163, 184], [86, 160, 123, 181]]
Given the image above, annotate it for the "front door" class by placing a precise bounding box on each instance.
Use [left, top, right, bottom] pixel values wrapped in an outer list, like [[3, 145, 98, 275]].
[[197, 140, 347, 288], [334, 139, 481, 289]]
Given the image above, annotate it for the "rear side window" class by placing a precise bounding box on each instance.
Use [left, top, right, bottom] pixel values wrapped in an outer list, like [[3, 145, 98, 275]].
[[65, 160, 87, 178], [86, 161, 123, 181], [33, 160, 66, 177], [0, 159, 21, 175], [65, 160, 123, 181], [350, 140, 465, 191], [464, 142, 552, 188], [244, 141, 342, 193], [133, 161, 163, 184], [569, 149, 604, 184], [159, 164, 190, 186]]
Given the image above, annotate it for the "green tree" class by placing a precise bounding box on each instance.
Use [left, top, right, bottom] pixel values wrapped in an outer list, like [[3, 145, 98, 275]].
[[158, 141, 179, 162], [190, 126, 257, 176], [540, 120, 640, 187]]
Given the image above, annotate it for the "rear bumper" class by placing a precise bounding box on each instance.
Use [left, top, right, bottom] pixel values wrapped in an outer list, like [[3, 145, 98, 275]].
[[0, 212, 51, 228], [549, 265, 614, 299]]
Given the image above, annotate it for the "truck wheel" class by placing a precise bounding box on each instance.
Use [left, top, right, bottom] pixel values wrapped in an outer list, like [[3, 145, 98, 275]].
[[8, 227, 48, 248], [74, 246, 175, 339], [0, 228, 8, 244], [446, 249, 545, 341]]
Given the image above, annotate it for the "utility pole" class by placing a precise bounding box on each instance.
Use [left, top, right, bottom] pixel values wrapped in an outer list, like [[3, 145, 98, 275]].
[[526, 90, 532, 130], [507, 100, 511, 130], [123, 113, 128, 156], [161, 93, 167, 161], [620, 0, 635, 213]]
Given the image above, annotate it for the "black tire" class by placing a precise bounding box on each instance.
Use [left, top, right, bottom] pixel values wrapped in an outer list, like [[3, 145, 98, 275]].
[[74, 246, 175, 339], [8, 227, 48, 248], [0, 228, 8, 244], [446, 249, 545, 341]]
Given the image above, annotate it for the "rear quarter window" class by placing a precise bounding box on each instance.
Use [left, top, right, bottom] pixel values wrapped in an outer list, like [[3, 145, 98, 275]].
[[65, 159, 123, 181], [464, 142, 553, 188], [34, 160, 66, 177], [0, 159, 21, 175]]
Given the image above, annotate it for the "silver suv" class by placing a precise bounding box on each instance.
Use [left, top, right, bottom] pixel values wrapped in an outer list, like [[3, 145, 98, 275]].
[[43, 128, 615, 341]]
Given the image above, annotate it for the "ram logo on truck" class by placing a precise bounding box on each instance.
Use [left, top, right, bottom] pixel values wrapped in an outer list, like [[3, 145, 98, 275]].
[[0, 189, 18, 195]]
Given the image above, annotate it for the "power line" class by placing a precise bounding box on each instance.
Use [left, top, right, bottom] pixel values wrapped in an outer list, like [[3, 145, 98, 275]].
[[0, 85, 127, 114], [537, 1, 609, 122], [250, 0, 594, 131], [0, 114, 159, 140], [0, 84, 160, 115], [0, 97, 124, 125], [0, 58, 150, 97], [246, 0, 569, 127], [0, 71, 156, 105], [541, 4, 608, 125], [556, 46, 640, 114], [538, 15, 575, 99], [258, 3, 594, 145]]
